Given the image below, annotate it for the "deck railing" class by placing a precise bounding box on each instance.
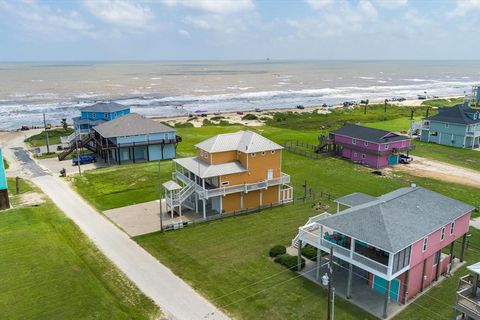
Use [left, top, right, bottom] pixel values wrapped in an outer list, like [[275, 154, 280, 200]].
[[173, 170, 291, 199], [352, 251, 389, 275], [455, 285, 480, 318]]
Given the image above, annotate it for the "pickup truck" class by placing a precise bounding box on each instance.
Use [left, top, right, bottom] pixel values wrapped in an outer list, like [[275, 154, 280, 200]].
[[72, 154, 97, 166]]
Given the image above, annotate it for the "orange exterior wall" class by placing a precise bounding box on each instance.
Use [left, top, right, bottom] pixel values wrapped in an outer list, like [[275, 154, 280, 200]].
[[221, 186, 280, 213]]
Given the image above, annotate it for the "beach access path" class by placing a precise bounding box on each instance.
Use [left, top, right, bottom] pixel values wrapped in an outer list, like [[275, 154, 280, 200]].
[[0, 132, 228, 320]]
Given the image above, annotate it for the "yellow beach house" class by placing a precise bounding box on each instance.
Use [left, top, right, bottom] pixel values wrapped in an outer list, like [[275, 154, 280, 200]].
[[163, 130, 293, 219]]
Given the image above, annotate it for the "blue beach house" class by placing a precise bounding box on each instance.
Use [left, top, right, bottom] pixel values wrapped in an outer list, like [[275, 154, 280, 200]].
[[420, 103, 480, 149], [0, 148, 9, 210], [73, 102, 130, 133], [91, 113, 180, 164]]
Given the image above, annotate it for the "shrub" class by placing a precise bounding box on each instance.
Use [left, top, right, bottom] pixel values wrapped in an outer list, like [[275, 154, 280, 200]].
[[274, 254, 305, 270], [218, 120, 231, 126], [210, 116, 225, 121], [242, 113, 258, 121], [301, 245, 318, 261], [187, 116, 198, 122], [175, 122, 194, 128], [269, 245, 286, 258], [202, 119, 214, 126]]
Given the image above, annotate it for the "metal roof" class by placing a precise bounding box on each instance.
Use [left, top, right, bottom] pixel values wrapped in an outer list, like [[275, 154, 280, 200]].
[[163, 180, 182, 191], [174, 157, 247, 178], [81, 102, 129, 113], [467, 262, 480, 276], [319, 186, 474, 253], [93, 113, 175, 138], [330, 123, 409, 143], [425, 104, 480, 125], [195, 130, 283, 153], [334, 192, 377, 207]]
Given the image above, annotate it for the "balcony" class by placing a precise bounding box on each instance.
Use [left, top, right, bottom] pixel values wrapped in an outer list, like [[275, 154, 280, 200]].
[[298, 226, 391, 277], [454, 274, 480, 319], [173, 170, 291, 200]]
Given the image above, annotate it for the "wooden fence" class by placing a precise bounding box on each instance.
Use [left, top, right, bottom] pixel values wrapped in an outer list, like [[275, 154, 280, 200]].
[[281, 141, 329, 159]]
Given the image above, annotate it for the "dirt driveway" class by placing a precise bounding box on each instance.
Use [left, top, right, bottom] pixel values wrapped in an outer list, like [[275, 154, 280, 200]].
[[393, 156, 480, 189]]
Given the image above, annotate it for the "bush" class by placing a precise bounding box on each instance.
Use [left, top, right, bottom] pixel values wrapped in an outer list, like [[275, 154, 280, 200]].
[[242, 113, 258, 121], [269, 245, 286, 258], [274, 254, 305, 270], [301, 245, 318, 261], [203, 119, 214, 126], [210, 116, 225, 121], [174, 122, 194, 128]]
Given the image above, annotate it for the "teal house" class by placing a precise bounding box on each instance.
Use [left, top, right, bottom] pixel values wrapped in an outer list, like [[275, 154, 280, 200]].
[[0, 148, 9, 210], [420, 103, 480, 149], [73, 102, 130, 133]]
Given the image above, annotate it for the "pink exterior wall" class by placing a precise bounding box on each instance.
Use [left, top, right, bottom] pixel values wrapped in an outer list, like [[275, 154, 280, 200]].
[[333, 133, 411, 168], [406, 212, 471, 300]]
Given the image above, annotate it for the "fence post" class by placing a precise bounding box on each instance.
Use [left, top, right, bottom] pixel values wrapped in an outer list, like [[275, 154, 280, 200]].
[[15, 177, 20, 195]]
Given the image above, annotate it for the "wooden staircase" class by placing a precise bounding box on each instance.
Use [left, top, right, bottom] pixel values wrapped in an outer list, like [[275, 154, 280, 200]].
[[58, 134, 95, 161]]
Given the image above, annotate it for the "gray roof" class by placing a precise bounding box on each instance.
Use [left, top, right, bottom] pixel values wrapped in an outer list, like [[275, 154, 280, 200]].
[[195, 130, 283, 153], [335, 192, 377, 207], [331, 123, 409, 143], [81, 102, 129, 113], [319, 186, 474, 253], [93, 113, 174, 138], [425, 104, 480, 125], [174, 157, 247, 178], [163, 180, 182, 191]]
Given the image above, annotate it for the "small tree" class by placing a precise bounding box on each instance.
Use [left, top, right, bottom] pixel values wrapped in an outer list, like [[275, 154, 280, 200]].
[[61, 118, 68, 131]]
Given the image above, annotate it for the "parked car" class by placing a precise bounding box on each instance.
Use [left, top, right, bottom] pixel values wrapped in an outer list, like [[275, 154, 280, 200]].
[[255, 108, 262, 113], [296, 105, 305, 109], [236, 111, 244, 115], [399, 154, 413, 164], [20, 125, 30, 131], [72, 154, 97, 166]]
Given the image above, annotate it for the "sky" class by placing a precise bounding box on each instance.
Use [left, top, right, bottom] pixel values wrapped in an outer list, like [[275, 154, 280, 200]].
[[0, 0, 479, 61]]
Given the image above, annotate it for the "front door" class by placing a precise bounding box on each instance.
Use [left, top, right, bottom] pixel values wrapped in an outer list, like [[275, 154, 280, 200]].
[[373, 275, 400, 301], [267, 169, 274, 180]]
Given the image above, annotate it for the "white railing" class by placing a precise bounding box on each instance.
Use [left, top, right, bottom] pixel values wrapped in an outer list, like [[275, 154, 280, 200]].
[[320, 238, 351, 257], [352, 251, 389, 275], [456, 286, 480, 317], [174, 171, 291, 199], [281, 185, 293, 202]]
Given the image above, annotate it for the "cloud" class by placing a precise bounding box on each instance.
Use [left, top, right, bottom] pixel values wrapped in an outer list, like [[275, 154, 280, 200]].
[[161, 0, 254, 14], [178, 29, 191, 38], [0, 0, 95, 39], [84, 0, 155, 28], [373, 0, 408, 8], [449, 0, 480, 17], [305, 0, 335, 10]]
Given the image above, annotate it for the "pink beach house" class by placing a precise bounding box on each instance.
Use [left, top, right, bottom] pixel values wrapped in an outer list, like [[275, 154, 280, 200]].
[[294, 185, 473, 318], [329, 123, 412, 168]]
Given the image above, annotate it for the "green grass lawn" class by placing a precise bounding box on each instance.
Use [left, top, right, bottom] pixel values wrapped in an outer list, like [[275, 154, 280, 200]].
[[0, 182, 159, 319], [410, 140, 480, 172], [363, 116, 422, 132], [421, 97, 465, 107], [68, 121, 480, 319], [25, 127, 73, 147]]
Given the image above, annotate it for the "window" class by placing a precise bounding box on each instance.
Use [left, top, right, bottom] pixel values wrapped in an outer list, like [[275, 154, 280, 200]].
[[251, 152, 256, 157], [352, 138, 357, 145], [261, 151, 266, 156], [92, 113, 96, 118], [422, 237, 428, 252], [440, 227, 445, 241], [271, 150, 276, 154], [450, 222, 455, 235], [104, 113, 108, 119], [433, 251, 440, 265], [221, 181, 229, 186], [430, 131, 438, 136], [203, 151, 208, 158], [384, 143, 389, 150], [364, 141, 369, 147], [362, 154, 366, 159], [445, 123, 449, 128]]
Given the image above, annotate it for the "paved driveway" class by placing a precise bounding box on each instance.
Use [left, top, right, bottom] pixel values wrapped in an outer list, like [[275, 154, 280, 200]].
[[2, 137, 228, 320]]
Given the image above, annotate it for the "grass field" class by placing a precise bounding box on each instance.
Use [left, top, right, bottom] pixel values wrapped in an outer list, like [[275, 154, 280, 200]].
[[68, 114, 480, 319], [421, 97, 465, 107], [0, 181, 159, 319], [363, 116, 422, 132], [25, 127, 73, 147]]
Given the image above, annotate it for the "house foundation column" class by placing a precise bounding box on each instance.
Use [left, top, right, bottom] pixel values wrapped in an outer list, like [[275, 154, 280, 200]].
[[297, 240, 302, 271], [383, 280, 390, 319], [403, 269, 409, 304], [194, 193, 198, 213], [202, 198, 206, 220], [346, 263, 353, 299], [420, 259, 427, 292], [435, 251, 441, 281], [315, 249, 322, 281], [460, 233, 467, 262], [449, 240, 455, 269]]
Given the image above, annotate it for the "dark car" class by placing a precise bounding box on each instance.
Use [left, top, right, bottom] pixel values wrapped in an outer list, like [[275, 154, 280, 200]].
[[399, 154, 413, 164], [236, 111, 244, 115], [255, 108, 262, 113], [20, 125, 30, 131], [296, 105, 305, 109], [72, 154, 97, 166]]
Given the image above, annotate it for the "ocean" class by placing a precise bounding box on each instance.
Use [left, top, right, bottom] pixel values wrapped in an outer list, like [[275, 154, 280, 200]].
[[0, 60, 479, 130]]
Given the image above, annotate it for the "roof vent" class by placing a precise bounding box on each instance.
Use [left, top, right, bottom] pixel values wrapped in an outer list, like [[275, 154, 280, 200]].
[[411, 183, 417, 188]]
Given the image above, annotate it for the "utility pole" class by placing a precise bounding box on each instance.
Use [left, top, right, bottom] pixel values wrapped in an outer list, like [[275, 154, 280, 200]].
[[75, 127, 82, 176], [43, 113, 50, 154], [158, 160, 164, 233], [327, 246, 334, 320], [384, 99, 388, 113]]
